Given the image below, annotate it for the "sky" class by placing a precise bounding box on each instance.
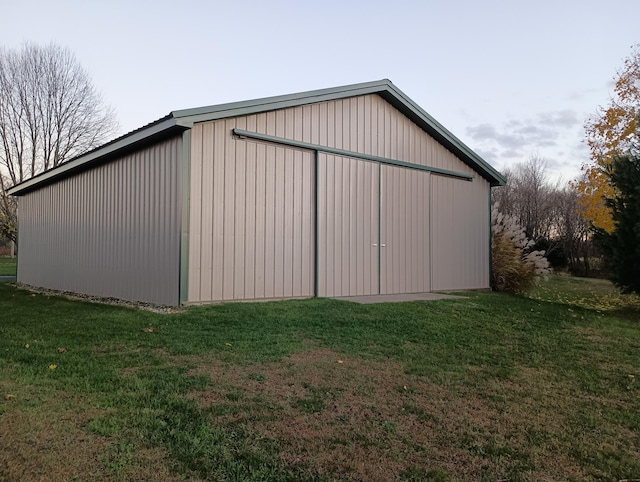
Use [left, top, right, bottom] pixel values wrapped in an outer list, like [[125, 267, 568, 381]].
[[3, 0, 640, 183]]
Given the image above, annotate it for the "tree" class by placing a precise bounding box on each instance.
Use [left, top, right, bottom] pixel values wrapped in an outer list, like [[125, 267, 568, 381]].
[[492, 156, 557, 241], [594, 154, 640, 294], [0, 174, 16, 243], [578, 45, 640, 233], [553, 183, 595, 275], [0, 43, 118, 243]]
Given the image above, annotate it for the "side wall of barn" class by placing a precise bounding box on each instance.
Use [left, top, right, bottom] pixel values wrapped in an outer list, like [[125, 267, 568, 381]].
[[17, 136, 183, 306]]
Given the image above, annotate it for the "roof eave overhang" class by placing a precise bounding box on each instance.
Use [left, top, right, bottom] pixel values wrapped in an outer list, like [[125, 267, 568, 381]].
[[8, 79, 505, 195], [8, 118, 188, 196]]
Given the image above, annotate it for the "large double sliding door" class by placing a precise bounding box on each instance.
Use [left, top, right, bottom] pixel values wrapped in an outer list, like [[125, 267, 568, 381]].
[[317, 154, 430, 297]]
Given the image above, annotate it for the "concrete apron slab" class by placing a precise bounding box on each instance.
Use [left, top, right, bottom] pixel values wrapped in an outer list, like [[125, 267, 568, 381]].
[[331, 292, 466, 304]]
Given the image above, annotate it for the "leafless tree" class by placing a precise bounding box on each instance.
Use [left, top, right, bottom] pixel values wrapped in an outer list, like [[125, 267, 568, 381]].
[[555, 181, 596, 275], [0, 174, 16, 243], [0, 43, 118, 243], [492, 156, 557, 240]]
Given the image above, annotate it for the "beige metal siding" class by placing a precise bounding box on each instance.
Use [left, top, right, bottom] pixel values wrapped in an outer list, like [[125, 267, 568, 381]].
[[188, 93, 490, 301], [318, 160, 431, 297], [380, 166, 431, 294], [258, 94, 476, 177], [17, 136, 182, 305], [188, 120, 314, 303], [430, 174, 490, 290], [317, 154, 379, 297]]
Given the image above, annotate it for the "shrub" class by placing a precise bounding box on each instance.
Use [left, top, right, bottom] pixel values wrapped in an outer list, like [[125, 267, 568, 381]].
[[492, 205, 551, 293]]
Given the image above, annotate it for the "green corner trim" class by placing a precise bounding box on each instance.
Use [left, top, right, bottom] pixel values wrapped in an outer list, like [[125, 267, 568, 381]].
[[179, 130, 191, 305]]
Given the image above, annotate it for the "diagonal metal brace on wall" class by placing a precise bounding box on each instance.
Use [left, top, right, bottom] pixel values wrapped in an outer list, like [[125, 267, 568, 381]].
[[232, 128, 474, 181]]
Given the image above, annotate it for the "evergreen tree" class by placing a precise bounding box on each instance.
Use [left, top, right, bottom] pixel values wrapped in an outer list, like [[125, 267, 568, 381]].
[[596, 153, 640, 294]]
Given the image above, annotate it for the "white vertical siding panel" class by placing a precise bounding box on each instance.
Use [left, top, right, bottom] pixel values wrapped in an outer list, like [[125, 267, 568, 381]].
[[363, 95, 372, 156], [380, 166, 430, 294], [301, 151, 314, 295], [282, 149, 294, 296], [355, 158, 365, 294], [234, 118, 247, 300], [222, 120, 237, 300], [254, 142, 267, 298], [315, 103, 325, 145], [332, 156, 343, 295], [244, 117, 257, 300], [302, 105, 312, 144], [263, 145, 276, 298], [317, 153, 327, 296], [210, 122, 225, 300], [318, 155, 379, 297], [199, 123, 214, 301], [272, 148, 284, 297], [291, 151, 303, 296], [430, 175, 490, 290]]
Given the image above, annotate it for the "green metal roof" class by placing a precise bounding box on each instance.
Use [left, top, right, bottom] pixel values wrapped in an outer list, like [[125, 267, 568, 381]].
[[8, 79, 505, 195]]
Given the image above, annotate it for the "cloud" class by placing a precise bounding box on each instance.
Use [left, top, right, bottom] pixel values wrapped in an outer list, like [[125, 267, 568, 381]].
[[465, 108, 581, 164], [466, 123, 525, 150], [537, 110, 580, 128]]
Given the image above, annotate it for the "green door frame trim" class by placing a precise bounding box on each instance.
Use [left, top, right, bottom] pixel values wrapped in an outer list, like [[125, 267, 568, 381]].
[[314, 151, 319, 297], [232, 129, 475, 181]]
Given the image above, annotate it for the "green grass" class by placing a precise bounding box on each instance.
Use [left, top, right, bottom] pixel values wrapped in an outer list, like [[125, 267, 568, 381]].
[[0, 257, 16, 276], [0, 276, 639, 481], [528, 273, 640, 319]]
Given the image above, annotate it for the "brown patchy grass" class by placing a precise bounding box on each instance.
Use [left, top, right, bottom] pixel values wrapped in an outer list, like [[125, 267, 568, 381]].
[[0, 392, 107, 481], [0, 391, 189, 482], [183, 348, 637, 481]]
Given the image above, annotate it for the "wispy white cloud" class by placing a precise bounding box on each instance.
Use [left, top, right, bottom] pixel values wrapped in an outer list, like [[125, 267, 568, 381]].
[[466, 108, 582, 160]]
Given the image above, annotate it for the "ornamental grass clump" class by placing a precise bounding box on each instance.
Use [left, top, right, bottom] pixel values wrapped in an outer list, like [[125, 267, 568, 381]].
[[491, 204, 551, 294]]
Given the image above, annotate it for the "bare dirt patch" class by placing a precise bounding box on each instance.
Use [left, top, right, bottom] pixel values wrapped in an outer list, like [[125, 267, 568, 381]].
[[186, 349, 610, 481]]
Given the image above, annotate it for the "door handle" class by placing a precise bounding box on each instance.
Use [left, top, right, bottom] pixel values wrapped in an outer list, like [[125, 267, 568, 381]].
[[372, 243, 378, 247], [380, 244, 386, 247]]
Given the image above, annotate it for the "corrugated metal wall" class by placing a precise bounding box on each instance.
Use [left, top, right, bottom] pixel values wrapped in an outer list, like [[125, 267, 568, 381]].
[[188, 120, 314, 303], [380, 165, 431, 294], [317, 154, 379, 297], [17, 136, 182, 305], [430, 174, 489, 290], [188, 93, 490, 302]]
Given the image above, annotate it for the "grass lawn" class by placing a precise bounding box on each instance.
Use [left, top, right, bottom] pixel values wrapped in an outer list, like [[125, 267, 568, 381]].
[[0, 276, 638, 481], [0, 257, 16, 276]]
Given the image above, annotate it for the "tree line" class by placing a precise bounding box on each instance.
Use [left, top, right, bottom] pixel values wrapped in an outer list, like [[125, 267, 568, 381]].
[[492, 157, 595, 276]]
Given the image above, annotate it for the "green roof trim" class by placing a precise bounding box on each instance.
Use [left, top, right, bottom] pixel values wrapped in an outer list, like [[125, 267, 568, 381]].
[[8, 79, 505, 196]]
